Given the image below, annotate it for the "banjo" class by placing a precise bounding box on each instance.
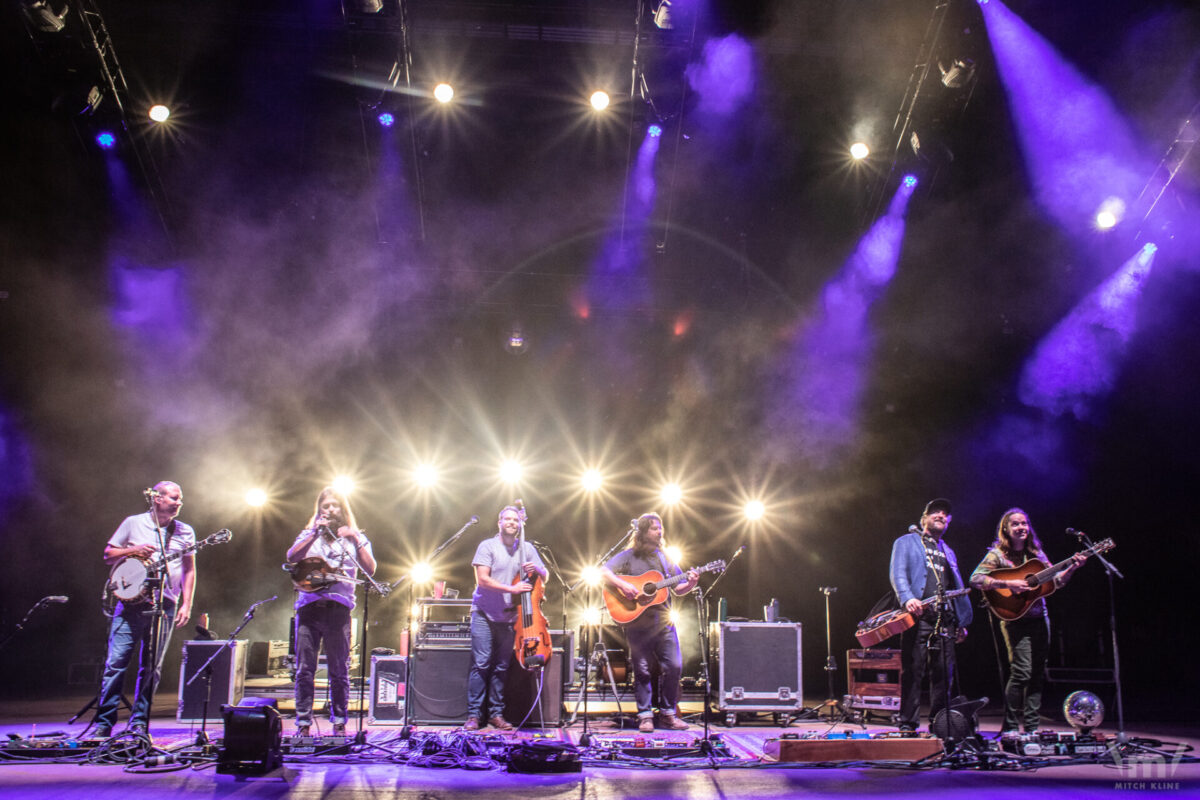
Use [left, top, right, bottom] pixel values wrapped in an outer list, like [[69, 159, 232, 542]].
[[105, 529, 233, 607]]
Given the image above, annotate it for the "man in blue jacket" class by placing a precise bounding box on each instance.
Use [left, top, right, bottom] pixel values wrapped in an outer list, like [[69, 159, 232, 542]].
[[889, 498, 973, 732]]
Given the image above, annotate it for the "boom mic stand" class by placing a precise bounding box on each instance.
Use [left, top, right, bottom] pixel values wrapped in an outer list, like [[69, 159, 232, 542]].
[[568, 525, 635, 745], [698, 543, 744, 734], [186, 596, 276, 748]]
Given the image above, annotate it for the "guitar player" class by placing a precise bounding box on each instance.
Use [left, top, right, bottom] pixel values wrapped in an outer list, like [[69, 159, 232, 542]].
[[889, 498, 974, 734], [969, 508, 1085, 734], [94, 481, 196, 739], [600, 512, 698, 734]]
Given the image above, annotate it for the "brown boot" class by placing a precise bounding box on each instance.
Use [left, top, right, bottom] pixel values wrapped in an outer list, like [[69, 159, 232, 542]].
[[463, 717, 481, 731], [658, 715, 689, 731], [489, 715, 514, 731]]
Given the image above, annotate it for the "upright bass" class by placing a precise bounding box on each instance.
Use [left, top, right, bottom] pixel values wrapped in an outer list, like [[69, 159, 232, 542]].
[[512, 500, 552, 671]]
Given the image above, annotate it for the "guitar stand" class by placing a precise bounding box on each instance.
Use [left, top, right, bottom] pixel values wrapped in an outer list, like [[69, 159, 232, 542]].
[[570, 637, 626, 727]]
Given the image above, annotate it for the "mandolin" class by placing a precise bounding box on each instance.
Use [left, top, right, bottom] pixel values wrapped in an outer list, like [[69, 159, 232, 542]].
[[285, 557, 365, 593]]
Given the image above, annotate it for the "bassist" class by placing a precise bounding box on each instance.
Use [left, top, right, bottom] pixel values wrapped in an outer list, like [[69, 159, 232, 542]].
[[600, 513, 698, 734], [464, 504, 547, 731], [969, 508, 1084, 733]]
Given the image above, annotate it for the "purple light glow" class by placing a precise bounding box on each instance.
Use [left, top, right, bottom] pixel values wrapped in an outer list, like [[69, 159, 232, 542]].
[[685, 34, 756, 119], [110, 258, 195, 354], [378, 112, 395, 127], [1019, 244, 1158, 419], [767, 181, 915, 462], [0, 407, 35, 525], [979, 1, 1148, 235], [96, 131, 116, 149]]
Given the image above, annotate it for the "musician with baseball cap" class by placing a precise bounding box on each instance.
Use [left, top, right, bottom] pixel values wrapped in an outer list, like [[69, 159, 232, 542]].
[[93, 481, 196, 738], [889, 497, 973, 733]]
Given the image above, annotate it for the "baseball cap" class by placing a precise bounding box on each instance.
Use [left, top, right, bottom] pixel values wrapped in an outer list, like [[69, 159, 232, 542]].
[[923, 498, 952, 516]]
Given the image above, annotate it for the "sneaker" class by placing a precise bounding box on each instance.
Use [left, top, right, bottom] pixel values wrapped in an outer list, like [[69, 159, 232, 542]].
[[638, 717, 655, 733], [332, 723, 346, 736], [489, 715, 514, 731], [295, 724, 312, 737], [658, 715, 689, 731], [93, 726, 113, 739], [463, 717, 481, 731]]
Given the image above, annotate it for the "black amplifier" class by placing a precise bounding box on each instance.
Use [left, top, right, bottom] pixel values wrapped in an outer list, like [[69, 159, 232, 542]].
[[415, 621, 471, 647]]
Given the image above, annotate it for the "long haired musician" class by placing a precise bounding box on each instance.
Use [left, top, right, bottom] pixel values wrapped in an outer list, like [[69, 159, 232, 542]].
[[600, 512, 698, 734], [94, 481, 195, 738], [286, 486, 375, 736], [969, 508, 1084, 733]]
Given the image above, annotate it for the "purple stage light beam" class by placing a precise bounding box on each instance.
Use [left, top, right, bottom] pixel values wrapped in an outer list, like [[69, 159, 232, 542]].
[[770, 179, 918, 462], [979, 1, 1148, 235], [1019, 243, 1158, 419]]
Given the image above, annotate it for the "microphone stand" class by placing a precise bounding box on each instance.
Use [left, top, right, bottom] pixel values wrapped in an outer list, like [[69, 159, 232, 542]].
[[377, 516, 477, 731], [570, 526, 636, 745], [186, 596, 276, 748], [0, 597, 64, 652], [697, 544, 743, 734], [135, 504, 172, 738], [533, 541, 571, 715], [1071, 529, 1145, 760]]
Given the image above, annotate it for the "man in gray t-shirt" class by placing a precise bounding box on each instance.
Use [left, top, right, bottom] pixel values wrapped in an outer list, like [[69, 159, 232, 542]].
[[465, 505, 547, 731]]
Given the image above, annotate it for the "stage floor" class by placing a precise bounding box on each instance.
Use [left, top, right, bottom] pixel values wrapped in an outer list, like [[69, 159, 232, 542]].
[[2, 693, 1197, 799]]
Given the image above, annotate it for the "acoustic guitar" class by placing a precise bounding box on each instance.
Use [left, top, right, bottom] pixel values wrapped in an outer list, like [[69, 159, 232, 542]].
[[602, 560, 726, 625], [980, 538, 1114, 621], [854, 588, 971, 648]]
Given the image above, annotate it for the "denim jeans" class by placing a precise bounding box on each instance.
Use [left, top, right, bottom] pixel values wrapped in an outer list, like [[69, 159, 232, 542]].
[[625, 619, 682, 718], [96, 600, 177, 729], [899, 615, 957, 729], [294, 600, 353, 726], [1001, 614, 1050, 732], [467, 612, 515, 719]]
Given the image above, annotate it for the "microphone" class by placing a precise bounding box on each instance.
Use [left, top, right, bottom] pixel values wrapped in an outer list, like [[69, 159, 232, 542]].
[[908, 524, 921, 533], [469, 515, 479, 525], [733, 544, 747, 557], [42, 595, 69, 604], [143, 488, 158, 499], [630, 519, 639, 528], [249, 595, 278, 612], [1067, 528, 1085, 540]]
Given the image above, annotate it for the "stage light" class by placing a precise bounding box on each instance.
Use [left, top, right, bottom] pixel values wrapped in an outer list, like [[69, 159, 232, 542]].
[[668, 608, 681, 625], [354, 0, 383, 12], [902, 174, 918, 189], [582, 607, 604, 626], [505, 327, 528, 354], [411, 562, 434, 584], [1095, 196, 1125, 230], [148, 104, 170, 123], [244, 488, 267, 507], [660, 483, 682, 506], [95, 131, 116, 150], [581, 469, 603, 492], [850, 142, 869, 160], [939, 58, 976, 90], [652, 0, 673, 29], [664, 545, 683, 565], [377, 111, 395, 127], [413, 463, 438, 488], [590, 91, 610, 111], [331, 475, 355, 495], [433, 83, 454, 104], [410, 603, 421, 619], [499, 459, 523, 484], [580, 565, 603, 587], [743, 500, 766, 521], [20, 1, 68, 33], [648, 124, 663, 138]]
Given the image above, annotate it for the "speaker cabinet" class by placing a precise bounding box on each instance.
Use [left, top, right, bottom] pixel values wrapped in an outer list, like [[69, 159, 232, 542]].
[[177, 640, 248, 723], [408, 647, 471, 725], [368, 655, 407, 725], [503, 647, 565, 728]]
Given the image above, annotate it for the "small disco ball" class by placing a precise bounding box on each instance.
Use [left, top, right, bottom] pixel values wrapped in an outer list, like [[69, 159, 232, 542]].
[[1062, 690, 1105, 734]]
